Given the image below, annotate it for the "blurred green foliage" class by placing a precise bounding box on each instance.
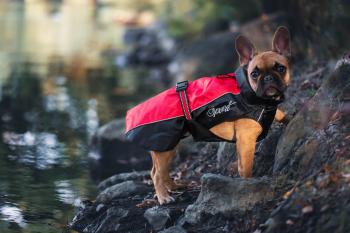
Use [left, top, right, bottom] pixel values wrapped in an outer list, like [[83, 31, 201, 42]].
[[163, 0, 262, 39], [161, 0, 350, 59]]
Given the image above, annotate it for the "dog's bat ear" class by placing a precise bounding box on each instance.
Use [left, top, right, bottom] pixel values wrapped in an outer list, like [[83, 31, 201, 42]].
[[235, 35, 256, 66], [272, 26, 291, 59]]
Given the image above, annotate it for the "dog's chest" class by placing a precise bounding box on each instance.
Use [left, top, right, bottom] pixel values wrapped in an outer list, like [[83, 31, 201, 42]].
[[187, 91, 276, 142]]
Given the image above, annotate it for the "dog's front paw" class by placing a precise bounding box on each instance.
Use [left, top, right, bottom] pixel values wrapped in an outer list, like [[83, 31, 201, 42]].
[[157, 194, 175, 205], [154, 181, 175, 205]]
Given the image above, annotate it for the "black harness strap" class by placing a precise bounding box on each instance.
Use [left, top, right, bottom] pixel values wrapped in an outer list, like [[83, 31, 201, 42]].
[[176, 81, 192, 120]]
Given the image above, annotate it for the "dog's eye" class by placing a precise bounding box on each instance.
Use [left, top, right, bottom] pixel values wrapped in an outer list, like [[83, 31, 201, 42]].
[[276, 64, 286, 74], [250, 68, 260, 79]]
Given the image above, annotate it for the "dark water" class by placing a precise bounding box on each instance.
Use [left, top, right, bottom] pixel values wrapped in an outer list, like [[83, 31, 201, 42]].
[[0, 61, 158, 233]]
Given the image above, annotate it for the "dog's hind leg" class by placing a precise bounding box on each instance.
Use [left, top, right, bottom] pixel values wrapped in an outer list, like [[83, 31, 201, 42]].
[[150, 150, 178, 204]]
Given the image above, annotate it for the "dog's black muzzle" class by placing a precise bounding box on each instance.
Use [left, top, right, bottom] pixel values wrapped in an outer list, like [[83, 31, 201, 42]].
[[256, 74, 287, 101]]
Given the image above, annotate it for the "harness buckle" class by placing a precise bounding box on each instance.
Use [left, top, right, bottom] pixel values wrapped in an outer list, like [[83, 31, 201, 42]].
[[176, 81, 188, 92]]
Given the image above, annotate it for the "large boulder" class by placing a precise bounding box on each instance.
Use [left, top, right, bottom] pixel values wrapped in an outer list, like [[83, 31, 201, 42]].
[[170, 31, 237, 83], [169, 13, 291, 84], [273, 58, 350, 178], [184, 174, 274, 224], [121, 25, 175, 66], [88, 119, 151, 181]]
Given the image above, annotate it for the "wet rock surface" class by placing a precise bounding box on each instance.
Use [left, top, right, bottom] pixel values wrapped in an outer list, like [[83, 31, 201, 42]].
[[97, 170, 150, 191], [185, 174, 274, 224], [159, 226, 187, 233], [144, 206, 171, 231], [70, 170, 198, 233], [71, 47, 350, 232], [96, 180, 151, 203], [88, 119, 151, 181]]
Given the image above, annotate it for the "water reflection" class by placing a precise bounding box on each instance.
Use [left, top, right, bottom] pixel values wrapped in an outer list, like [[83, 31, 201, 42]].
[[0, 204, 26, 228], [54, 180, 77, 205], [86, 99, 99, 138], [0, 0, 174, 232], [3, 132, 62, 170], [44, 76, 70, 113]]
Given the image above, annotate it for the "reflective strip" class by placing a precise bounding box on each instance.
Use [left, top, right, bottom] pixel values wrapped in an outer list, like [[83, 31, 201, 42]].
[[257, 108, 265, 122], [183, 90, 192, 119], [178, 90, 192, 120]]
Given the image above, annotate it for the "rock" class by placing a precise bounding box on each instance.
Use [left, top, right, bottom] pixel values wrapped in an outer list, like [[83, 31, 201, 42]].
[[70, 201, 97, 232], [177, 137, 205, 155], [144, 206, 171, 231], [159, 226, 187, 233], [95, 119, 126, 141], [335, 51, 350, 69], [97, 170, 150, 191], [170, 13, 290, 84], [201, 19, 230, 35], [258, 171, 350, 233], [273, 61, 350, 178], [123, 28, 149, 46], [83, 207, 128, 233], [122, 27, 174, 66], [96, 180, 151, 203], [239, 13, 288, 53], [88, 119, 151, 181], [216, 142, 235, 171], [170, 31, 237, 83], [70, 195, 153, 233], [253, 125, 283, 177], [185, 174, 274, 224]]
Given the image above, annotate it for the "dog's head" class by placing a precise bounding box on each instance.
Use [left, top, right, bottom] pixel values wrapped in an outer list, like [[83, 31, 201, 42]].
[[235, 26, 291, 101]]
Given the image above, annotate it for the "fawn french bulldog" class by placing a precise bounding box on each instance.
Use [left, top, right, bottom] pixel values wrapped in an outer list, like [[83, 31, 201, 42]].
[[125, 26, 291, 204]]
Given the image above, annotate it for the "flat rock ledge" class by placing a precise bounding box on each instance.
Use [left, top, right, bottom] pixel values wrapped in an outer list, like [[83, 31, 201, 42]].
[[185, 173, 274, 224], [97, 170, 150, 191], [96, 180, 151, 203]]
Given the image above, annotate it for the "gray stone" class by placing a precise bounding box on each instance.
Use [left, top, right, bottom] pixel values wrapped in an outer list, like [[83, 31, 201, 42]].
[[88, 118, 150, 181], [159, 226, 187, 233], [185, 173, 274, 224], [96, 118, 126, 141], [273, 62, 350, 177], [96, 204, 104, 212], [144, 206, 170, 231], [83, 207, 128, 233], [177, 137, 209, 156], [171, 32, 237, 83], [96, 180, 151, 203], [216, 142, 235, 169], [253, 125, 283, 176], [98, 170, 150, 191]]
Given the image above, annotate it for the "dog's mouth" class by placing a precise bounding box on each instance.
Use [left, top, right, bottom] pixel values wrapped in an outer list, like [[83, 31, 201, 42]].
[[265, 87, 279, 96], [263, 85, 284, 100]]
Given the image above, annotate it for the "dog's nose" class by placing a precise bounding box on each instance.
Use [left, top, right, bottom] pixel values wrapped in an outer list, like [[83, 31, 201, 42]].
[[263, 75, 273, 83]]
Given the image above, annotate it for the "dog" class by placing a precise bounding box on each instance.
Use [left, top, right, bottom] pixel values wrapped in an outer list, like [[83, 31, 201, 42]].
[[125, 26, 291, 204]]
